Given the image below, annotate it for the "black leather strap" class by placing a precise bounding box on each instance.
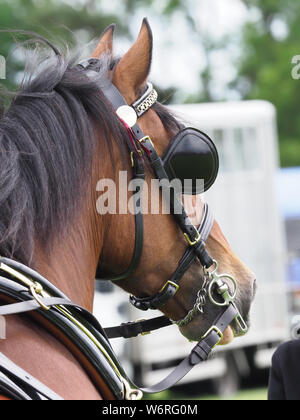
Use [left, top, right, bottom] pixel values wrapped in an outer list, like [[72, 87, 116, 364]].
[[140, 136, 213, 268], [129, 282, 179, 311], [0, 257, 69, 300], [129, 204, 214, 311], [137, 304, 238, 394], [97, 151, 145, 282], [105, 316, 172, 339], [95, 76, 146, 282], [80, 59, 214, 291]]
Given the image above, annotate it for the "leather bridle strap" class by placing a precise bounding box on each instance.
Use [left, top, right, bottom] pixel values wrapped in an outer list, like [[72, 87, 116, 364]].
[[96, 81, 146, 282], [99, 79, 215, 313], [105, 316, 172, 339], [129, 203, 214, 311], [79, 59, 214, 289], [139, 135, 213, 268]]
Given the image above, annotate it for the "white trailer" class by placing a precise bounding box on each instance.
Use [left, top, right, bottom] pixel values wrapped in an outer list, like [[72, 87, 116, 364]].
[[94, 100, 290, 395]]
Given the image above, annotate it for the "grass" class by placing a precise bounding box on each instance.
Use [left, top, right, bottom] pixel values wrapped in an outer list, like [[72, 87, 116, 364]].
[[145, 388, 268, 401], [198, 388, 268, 400]]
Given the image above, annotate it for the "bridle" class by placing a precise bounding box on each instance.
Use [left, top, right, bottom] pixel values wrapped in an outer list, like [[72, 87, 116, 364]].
[[82, 58, 245, 322], [81, 58, 217, 307], [0, 58, 249, 400]]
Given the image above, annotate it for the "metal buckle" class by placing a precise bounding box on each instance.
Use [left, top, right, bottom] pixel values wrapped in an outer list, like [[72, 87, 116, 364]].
[[138, 135, 154, 147], [184, 230, 201, 246], [159, 280, 179, 294], [122, 378, 143, 400], [135, 318, 151, 336], [130, 151, 135, 167], [202, 326, 223, 349], [0, 262, 50, 310], [231, 302, 249, 335], [29, 282, 50, 311]]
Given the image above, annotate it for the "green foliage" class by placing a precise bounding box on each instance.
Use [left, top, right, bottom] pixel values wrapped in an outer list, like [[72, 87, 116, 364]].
[[235, 0, 300, 167], [1, 0, 299, 166], [0, 0, 125, 89]]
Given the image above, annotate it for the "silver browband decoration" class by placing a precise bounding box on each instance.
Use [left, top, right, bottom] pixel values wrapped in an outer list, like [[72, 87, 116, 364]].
[[116, 82, 158, 127], [131, 82, 158, 117]]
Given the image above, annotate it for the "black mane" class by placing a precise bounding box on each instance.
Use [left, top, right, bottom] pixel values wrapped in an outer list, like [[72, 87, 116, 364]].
[[0, 36, 128, 265]]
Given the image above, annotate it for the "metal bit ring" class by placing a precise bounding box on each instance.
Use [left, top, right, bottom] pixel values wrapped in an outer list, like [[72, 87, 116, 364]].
[[207, 274, 238, 307]]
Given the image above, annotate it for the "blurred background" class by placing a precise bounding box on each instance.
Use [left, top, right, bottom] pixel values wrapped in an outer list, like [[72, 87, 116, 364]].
[[1, 0, 300, 400]]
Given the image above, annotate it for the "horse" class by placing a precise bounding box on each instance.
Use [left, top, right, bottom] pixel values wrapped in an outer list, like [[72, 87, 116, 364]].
[[0, 20, 256, 400]]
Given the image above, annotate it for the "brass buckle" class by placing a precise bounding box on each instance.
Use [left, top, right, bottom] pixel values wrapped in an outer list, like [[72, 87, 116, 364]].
[[130, 150, 143, 167], [184, 230, 201, 246], [130, 151, 135, 167], [0, 262, 50, 310], [159, 280, 179, 294], [202, 326, 223, 349], [136, 318, 151, 336], [30, 282, 50, 311], [232, 302, 249, 335], [122, 378, 143, 400], [138, 135, 154, 147]]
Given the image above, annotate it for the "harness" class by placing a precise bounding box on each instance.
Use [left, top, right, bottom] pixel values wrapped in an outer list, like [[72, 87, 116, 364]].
[[0, 60, 248, 400]]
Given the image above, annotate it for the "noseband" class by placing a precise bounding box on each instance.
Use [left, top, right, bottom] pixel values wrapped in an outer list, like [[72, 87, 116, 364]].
[[0, 59, 249, 400]]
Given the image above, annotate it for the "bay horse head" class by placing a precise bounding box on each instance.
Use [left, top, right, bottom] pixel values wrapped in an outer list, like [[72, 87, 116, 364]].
[[0, 20, 256, 399], [88, 19, 256, 343]]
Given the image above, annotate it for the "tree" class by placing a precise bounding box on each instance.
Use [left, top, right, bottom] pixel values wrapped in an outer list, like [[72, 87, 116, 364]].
[[0, 0, 126, 90], [233, 0, 300, 167]]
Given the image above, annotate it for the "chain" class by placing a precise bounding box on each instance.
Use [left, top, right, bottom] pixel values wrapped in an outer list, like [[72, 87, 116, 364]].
[[171, 259, 248, 337], [171, 274, 211, 328]]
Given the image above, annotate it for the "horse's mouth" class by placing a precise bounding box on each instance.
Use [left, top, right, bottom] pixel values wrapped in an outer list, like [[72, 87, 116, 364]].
[[219, 326, 234, 345], [213, 314, 248, 348], [219, 312, 250, 345]]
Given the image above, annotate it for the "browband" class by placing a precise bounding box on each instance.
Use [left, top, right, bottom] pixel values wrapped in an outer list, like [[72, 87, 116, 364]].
[[78, 59, 158, 119], [131, 83, 158, 117]]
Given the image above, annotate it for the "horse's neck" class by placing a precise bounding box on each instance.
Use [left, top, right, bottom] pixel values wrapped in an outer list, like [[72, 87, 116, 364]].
[[1, 315, 103, 400], [33, 206, 103, 310], [0, 206, 105, 399]]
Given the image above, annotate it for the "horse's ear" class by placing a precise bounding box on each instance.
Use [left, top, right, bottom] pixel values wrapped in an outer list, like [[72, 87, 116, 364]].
[[113, 18, 153, 104], [90, 24, 115, 58]]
